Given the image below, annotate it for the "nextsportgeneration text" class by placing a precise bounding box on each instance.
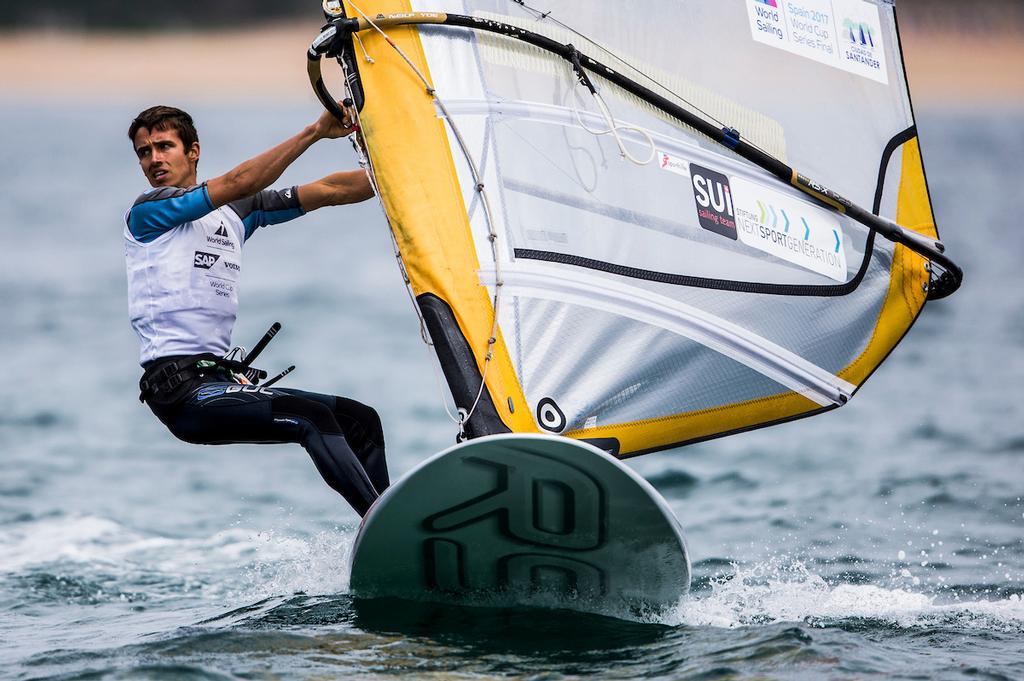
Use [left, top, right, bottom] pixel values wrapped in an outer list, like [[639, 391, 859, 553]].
[[758, 225, 843, 268]]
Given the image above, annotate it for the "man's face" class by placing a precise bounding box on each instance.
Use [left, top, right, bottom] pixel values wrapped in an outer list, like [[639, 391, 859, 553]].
[[132, 126, 199, 188]]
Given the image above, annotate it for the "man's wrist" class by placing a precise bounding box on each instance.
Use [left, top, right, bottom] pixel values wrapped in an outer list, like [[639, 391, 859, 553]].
[[303, 123, 323, 144]]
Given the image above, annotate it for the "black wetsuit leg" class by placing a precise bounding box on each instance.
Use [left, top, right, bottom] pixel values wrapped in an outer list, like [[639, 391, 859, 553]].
[[276, 388, 390, 494], [147, 382, 382, 516]]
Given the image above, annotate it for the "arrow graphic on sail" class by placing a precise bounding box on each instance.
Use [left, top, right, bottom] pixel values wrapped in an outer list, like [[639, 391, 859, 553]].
[[801, 218, 811, 241], [781, 209, 790, 233]]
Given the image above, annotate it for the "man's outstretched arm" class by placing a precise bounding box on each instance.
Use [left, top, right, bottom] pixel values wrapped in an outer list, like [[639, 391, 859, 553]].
[[206, 107, 355, 208], [297, 170, 375, 212]]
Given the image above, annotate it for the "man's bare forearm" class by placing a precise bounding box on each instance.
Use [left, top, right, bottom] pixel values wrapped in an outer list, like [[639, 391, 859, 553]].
[[297, 170, 375, 212], [207, 125, 321, 207]]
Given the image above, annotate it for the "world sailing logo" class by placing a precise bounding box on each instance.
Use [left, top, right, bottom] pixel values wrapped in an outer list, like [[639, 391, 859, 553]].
[[750, 0, 784, 41], [691, 164, 738, 240]]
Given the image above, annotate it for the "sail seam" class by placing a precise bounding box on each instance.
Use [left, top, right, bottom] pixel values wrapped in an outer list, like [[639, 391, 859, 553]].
[[514, 249, 859, 298]]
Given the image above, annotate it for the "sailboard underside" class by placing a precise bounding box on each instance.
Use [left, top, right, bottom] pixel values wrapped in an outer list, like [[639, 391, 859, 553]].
[[349, 434, 691, 616]]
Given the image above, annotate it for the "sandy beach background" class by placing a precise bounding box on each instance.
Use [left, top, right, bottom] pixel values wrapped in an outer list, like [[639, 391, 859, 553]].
[[0, 6, 1022, 108]]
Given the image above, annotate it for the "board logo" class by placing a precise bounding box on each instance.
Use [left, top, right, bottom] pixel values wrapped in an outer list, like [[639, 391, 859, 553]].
[[193, 251, 220, 269], [690, 163, 737, 240], [419, 448, 608, 595]]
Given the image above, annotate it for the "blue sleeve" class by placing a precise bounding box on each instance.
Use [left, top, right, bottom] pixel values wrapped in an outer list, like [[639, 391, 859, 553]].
[[227, 186, 305, 241], [126, 184, 214, 243]]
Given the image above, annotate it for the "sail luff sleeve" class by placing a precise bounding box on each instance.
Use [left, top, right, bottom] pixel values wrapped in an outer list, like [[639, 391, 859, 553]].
[[340, 0, 537, 436]]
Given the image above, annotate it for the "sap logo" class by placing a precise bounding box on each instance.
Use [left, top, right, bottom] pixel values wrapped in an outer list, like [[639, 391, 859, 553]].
[[193, 251, 220, 269], [225, 385, 275, 396], [223, 261, 240, 272], [690, 163, 738, 240]]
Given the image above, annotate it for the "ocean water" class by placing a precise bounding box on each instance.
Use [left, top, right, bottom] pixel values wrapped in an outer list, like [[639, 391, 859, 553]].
[[1, 102, 1022, 680]]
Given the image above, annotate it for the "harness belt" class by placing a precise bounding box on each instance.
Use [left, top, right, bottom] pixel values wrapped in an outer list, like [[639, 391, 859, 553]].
[[139, 353, 268, 404], [139, 323, 288, 405]]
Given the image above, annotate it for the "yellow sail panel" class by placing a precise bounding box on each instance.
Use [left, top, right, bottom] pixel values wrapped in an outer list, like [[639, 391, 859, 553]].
[[839, 136, 934, 388], [341, 0, 535, 435]]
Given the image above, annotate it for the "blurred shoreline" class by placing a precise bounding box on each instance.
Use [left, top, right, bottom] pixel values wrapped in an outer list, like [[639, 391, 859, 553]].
[[0, 20, 1021, 107]]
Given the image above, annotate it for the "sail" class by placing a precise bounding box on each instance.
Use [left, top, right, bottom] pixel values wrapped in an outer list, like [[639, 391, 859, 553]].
[[320, 0, 956, 457]]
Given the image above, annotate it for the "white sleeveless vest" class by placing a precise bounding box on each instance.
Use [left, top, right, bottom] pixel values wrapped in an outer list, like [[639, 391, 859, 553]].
[[125, 184, 303, 366], [124, 207, 246, 365]]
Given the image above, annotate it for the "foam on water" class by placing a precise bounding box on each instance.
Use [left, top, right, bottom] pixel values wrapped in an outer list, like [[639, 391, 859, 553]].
[[0, 515, 133, 573], [235, 528, 354, 600], [0, 514, 355, 603], [1, 515, 273, 574], [674, 557, 1024, 633], [5, 514, 1020, 636]]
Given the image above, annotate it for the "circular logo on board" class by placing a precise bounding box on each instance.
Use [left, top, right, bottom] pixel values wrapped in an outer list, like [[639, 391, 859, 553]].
[[536, 398, 567, 433]]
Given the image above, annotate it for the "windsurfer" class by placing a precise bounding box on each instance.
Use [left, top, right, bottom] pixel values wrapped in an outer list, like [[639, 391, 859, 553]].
[[124, 104, 388, 516]]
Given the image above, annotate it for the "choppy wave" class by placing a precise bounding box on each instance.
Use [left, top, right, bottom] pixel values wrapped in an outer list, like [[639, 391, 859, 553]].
[[5, 514, 1021, 632], [676, 558, 1024, 634], [0, 514, 354, 606]]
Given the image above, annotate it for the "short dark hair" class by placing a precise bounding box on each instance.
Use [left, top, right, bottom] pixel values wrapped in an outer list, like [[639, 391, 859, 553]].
[[128, 105, 199, 150]]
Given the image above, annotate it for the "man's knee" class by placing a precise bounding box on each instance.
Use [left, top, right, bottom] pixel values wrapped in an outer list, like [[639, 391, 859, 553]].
[[272, 395, 342, 435], [335, 397, 384, 445]]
